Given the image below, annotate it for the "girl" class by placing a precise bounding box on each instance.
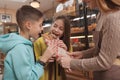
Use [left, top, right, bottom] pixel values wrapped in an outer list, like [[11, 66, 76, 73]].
[[34, 15, 71, 80]]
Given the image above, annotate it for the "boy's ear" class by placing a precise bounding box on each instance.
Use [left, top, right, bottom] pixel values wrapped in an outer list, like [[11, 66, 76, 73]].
[[25, 21, 32, 30]]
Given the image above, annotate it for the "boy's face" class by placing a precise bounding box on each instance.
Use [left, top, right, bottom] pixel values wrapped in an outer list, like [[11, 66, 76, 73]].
[[29, 18, 43, 40]]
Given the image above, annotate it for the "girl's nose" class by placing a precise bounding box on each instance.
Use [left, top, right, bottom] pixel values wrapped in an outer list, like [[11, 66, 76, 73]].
[[55, 28, 59, 32], [40, 26, 43, 31]]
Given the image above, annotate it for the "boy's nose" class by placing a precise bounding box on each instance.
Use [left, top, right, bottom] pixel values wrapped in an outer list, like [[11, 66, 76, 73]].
[[41, 26, 43, 31]]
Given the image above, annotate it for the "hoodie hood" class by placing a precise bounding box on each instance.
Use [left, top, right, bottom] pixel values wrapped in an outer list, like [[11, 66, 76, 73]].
[[0, 33, 32, 54]]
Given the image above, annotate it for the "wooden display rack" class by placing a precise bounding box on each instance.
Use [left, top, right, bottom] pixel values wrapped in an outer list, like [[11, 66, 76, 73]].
[[66, 70, 93, 80], [54, 6, 76, 17], [0, 51, 5, 74]]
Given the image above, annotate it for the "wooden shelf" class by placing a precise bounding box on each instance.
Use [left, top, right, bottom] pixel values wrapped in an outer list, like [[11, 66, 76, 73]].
[[0, 51, 4, 74], [54, 6, 76, 17], [66, 70, 93, 80], [71, 31, 93, 37]]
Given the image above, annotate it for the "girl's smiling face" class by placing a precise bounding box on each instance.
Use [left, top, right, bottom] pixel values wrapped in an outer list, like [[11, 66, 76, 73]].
[[49, 19, 64, 39]]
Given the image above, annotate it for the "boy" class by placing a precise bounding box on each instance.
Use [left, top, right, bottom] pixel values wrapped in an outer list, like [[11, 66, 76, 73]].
[[0, 5, 58, 80]]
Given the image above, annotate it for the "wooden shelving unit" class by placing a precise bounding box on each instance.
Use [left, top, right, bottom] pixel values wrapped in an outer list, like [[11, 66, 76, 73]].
[[66, 70, 93, 80], [0, 51, 5, 74]]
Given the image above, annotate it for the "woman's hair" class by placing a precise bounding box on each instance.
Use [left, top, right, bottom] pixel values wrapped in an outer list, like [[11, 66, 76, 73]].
[[53, 15, 71, 51], [96, 0, 120, 12], [16, 5, 43, 32]]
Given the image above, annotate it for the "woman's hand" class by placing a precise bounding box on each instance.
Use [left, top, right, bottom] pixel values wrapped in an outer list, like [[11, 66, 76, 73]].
[[60, 55, 72, 69], [68, 51, 83, 59]]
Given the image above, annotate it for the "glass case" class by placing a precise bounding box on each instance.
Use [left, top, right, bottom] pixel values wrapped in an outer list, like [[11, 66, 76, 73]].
[[3, 22, 18, 34]]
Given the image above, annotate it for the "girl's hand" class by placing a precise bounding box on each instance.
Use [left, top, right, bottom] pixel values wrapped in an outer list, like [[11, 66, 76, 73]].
[[40, 39, 58, 63], [57, 40, 67, 50], [48, 54, 56, 62]]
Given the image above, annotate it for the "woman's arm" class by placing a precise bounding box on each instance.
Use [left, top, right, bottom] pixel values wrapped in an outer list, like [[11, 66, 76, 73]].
[[70, 12, 120, 71], [60, 11, 120, 71]]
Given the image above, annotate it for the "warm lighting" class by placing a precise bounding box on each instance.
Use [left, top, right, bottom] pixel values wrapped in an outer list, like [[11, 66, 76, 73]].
[[70, 35, 93, 39], [30, 0, 40, 8], [0, 22, 2, 25], [43, 23, 51, 28]]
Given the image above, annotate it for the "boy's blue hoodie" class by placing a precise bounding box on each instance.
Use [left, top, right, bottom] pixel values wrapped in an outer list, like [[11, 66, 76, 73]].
[[0, 33, 44, 80]]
